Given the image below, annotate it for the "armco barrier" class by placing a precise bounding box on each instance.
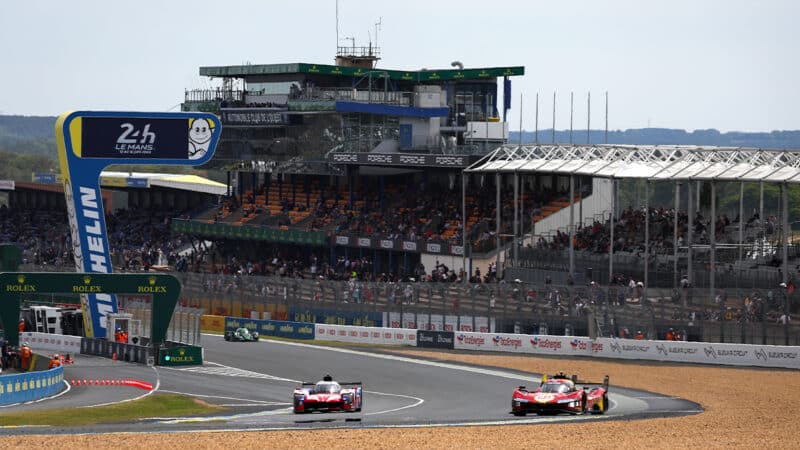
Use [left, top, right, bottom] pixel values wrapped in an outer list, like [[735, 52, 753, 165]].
[[451, 331, 800, 370], [20, 332, 82, 355], [0, 366, 64, 406], [417, 330, 455, 349], [224, 317, 315, 340], [315, 324, 417, 346]]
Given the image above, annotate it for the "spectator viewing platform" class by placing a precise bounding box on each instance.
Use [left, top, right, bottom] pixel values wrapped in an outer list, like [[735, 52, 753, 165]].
[[183, 56, 524, 169]]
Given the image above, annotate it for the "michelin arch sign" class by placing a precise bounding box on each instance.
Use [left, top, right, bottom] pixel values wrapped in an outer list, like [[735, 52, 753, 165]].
[[56, 111, 221, 338]]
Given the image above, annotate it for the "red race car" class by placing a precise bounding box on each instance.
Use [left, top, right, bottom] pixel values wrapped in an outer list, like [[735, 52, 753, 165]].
[[292, 374, 363, 414], [511, 372, 609, 416]]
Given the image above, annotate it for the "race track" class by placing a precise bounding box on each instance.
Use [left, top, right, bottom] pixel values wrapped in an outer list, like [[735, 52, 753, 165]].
[[1, 336, 701, 435]]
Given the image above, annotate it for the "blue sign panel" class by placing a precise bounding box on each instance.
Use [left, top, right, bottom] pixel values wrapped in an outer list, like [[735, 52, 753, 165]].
[[399, 124, 412, 148], [289, 307, 382, 327], [224, 317, 315, 340], [33, 173, 59, 184]]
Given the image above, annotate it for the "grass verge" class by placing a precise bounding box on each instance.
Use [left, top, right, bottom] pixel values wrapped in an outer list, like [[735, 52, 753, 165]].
[[0, 393, 225, 427]]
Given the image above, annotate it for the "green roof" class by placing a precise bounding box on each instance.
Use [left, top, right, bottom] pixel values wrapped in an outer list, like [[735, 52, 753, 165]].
[[199, 63, 524, 82]]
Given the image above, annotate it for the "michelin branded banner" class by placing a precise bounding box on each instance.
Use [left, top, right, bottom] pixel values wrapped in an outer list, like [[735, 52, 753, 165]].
[[56, 111, 221, 338]]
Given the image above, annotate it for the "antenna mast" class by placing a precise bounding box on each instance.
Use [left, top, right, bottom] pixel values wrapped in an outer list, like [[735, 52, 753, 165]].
[[336, 0, 339, 55], [375, 17, 382, 51]]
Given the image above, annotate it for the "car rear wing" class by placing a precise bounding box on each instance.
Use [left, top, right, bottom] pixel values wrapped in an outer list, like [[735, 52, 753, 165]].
[[299, 381, 363, 387], [577, 375, 610, 391]]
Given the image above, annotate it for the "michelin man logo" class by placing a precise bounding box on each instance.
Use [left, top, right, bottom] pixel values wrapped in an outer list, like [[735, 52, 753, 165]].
[[188, 117, 214, 160]]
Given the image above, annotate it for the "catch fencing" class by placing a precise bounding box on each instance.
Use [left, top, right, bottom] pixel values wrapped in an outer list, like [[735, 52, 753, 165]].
[[179, 272, 799, 346]]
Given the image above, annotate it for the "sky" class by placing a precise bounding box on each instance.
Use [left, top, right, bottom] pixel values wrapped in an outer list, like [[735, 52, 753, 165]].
[[1, 0, 797, 132]]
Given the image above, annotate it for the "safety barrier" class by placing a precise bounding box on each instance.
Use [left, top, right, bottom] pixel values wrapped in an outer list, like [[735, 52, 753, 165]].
[[314, 324, 417, 346], [200, 314, 226, 333], [417, 330, 455, 349], [81, 338, 152, 364], [19, 332, 82, 355], [450, 331, 800, 370], [0, 366, 64, 406]]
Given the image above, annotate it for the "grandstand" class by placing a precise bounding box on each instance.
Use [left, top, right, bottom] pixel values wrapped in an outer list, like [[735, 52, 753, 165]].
[[180, 48, 536, 275], [3, 48, 798, 345]]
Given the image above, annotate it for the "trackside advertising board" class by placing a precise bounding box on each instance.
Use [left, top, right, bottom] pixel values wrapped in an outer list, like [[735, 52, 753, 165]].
[[417, 330, 455, 349], [56, 111, 221, 339], [383, 312, 494, 332], [224, 317, 315, 340], [593, 338, 800, 369], [315, 324, 417, 346], [0, 366, 64, 406], [160, 345, 203, 366], [450, 331, 800, 369]]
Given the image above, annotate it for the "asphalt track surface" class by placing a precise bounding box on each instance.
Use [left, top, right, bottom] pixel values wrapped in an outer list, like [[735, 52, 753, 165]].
[[0, 336, 701, 435]]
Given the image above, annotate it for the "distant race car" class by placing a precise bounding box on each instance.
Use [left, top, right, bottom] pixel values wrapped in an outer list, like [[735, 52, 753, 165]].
[[292, 374, 363, 414], [224, 327, 259, 342], [511, 372, 609, 416]]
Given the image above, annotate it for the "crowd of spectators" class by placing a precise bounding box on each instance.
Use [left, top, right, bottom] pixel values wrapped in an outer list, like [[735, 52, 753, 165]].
[[0, 205, 192, 272], [302, 180, 571, 253], [531, 205, 779, 257]]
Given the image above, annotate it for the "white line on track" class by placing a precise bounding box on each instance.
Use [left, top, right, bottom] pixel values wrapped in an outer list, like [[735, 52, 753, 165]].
[[159, 361, 299, 383], [362, 391, 424, 416], [201, 333, 546, 384], [157, 389, 288, 405], [150, 407, 295, 424]]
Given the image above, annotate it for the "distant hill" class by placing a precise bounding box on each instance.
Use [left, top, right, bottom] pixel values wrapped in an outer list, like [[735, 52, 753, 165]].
[[2, 115, 800, 159], [0, 115, 57, 158], [509, 128, 800, 149]]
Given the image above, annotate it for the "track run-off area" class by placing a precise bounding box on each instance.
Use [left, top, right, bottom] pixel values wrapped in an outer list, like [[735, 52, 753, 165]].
[[0, 335, 699, 436]]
